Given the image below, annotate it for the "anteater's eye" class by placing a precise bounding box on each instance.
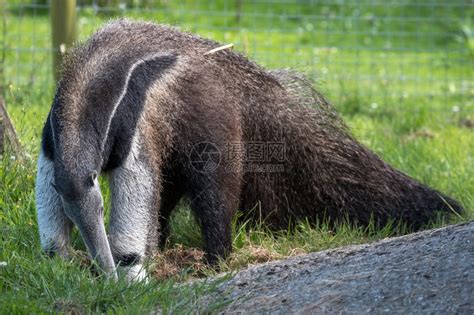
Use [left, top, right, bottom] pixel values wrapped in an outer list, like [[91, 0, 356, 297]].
[[50, 182, 59, 193]]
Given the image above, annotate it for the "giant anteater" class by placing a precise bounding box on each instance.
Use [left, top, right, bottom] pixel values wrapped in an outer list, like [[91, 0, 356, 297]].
[[36, 19, 463, 280]]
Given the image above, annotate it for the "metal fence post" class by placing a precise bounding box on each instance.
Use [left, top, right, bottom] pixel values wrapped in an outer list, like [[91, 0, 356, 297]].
[[51, 0, 77, 82]]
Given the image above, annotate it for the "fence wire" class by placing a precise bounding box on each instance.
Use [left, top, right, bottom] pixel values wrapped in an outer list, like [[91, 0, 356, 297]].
[[1, 1, 473, 114]]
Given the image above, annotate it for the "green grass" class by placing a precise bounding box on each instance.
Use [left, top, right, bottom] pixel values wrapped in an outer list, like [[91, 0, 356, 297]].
[[1, 0, 474, 313]]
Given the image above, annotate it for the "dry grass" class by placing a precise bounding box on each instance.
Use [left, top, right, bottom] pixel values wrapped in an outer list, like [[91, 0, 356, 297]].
[[224, 245, 285, 270], [150, 245, 207, 280]]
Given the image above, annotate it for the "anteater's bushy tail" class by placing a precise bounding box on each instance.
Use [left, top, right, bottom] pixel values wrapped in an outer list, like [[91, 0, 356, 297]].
[[239, 70, 464, 231]]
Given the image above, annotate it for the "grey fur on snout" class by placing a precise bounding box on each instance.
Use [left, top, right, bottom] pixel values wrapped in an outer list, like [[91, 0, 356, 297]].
[[59, 181, 117, 280]]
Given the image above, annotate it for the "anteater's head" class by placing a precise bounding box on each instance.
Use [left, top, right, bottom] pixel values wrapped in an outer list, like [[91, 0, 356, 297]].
[[52, 165, 117, 279]]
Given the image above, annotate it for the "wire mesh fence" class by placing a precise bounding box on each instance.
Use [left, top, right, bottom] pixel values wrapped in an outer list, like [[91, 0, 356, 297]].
[[1, 0, 473, 115]]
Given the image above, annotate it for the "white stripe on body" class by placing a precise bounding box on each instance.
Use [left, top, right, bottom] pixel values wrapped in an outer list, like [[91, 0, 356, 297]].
[[101, 53, 171, 153]]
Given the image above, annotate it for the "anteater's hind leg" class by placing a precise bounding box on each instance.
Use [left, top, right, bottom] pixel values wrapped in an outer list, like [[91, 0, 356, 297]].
[[36, 150, 73, 257], [108, 149, 158, 282], [185, 160, 242, 265]]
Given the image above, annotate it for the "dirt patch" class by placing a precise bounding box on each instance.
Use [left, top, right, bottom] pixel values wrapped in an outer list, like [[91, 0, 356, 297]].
[[459, 117, 474, 129], [403, 128, 436, 142], [53, 299, 83, 315], [150, 245, 206, 280]]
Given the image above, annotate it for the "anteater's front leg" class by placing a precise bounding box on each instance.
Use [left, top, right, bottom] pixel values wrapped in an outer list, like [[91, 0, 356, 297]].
[[35, 151, 73, 257], [108, 152, 159, 282]]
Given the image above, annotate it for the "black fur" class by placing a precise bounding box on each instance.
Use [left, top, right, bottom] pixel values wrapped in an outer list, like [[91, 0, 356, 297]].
[[115, 253, 140, 267]]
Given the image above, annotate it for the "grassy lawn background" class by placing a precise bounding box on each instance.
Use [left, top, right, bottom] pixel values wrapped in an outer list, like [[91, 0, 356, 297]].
[[1, 1, 473, 313]]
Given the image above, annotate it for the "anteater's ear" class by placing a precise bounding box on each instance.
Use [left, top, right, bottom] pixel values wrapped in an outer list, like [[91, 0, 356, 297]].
[[89, 170, 98, 186]]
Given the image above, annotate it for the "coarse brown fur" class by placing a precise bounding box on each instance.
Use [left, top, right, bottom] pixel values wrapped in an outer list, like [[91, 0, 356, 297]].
[[42, 19, 463, 266]]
